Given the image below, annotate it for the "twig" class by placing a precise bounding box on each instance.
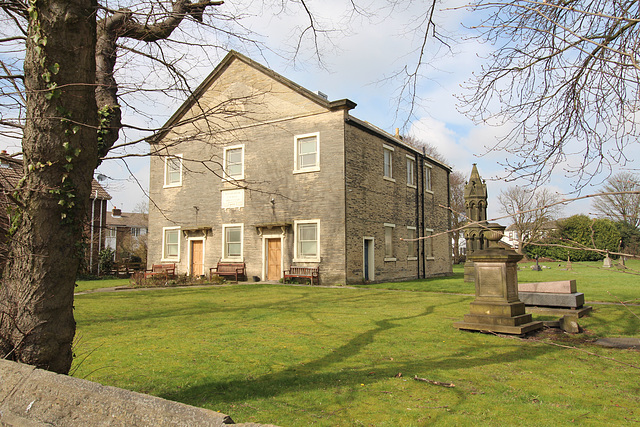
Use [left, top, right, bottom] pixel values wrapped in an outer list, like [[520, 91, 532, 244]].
[[413, 375, 455, 387]]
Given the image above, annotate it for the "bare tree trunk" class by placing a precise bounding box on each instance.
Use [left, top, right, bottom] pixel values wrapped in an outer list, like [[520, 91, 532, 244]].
[[0, 0, 98, 374]]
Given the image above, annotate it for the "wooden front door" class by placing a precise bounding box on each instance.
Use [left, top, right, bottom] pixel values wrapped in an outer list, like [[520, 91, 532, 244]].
[[190, 240, 204, 276], [267, 238, 281, 280]]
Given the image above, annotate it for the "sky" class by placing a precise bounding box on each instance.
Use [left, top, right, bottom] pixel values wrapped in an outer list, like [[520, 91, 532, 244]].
[[1, 0, 638, 222]]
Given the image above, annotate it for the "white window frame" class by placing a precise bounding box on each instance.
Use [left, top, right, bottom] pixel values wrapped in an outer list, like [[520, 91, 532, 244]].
[[294, 219, 320, 262], [162, 226, 181, 262], [221, 223, 244, 261], [383, 144, 395, 182], [293, 132, 320, 174], [407, 226, 417, 260], [164, 154, 183, 188], [425, 228, 434, 260], [384, 223, 396, 262], [425, 163, 433, 194], [223, 144, 244, 180], [406, 155, 416, 188]]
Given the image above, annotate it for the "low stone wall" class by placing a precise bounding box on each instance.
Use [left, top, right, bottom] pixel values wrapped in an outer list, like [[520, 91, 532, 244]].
[[0, 359, 276, 426]]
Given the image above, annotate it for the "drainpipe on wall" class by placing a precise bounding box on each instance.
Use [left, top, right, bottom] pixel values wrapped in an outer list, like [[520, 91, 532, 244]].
[[89, 190, 97, 273], [98, 198, 104, 276], [415, 153, 420, 280], [421, 148, 426, 279]]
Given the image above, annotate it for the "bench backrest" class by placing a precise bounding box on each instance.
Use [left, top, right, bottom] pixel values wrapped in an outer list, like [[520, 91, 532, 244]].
[[217, 263, 245, 272], [289, 266, 318, 274], [152, 263, 175, 273]]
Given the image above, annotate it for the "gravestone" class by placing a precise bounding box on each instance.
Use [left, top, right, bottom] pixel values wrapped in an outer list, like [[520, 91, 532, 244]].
[[454, 223, 543, 335]]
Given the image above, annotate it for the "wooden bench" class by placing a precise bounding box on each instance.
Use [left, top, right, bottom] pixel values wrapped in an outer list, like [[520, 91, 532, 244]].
[[111, 262, 143, 278], [210, 262, 246, 283], [284, 266, 319, 285], [144, 263, 176, 279]]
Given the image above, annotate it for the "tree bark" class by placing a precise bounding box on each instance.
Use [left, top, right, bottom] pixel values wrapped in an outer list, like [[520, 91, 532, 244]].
[[0, 0, 98, 374]]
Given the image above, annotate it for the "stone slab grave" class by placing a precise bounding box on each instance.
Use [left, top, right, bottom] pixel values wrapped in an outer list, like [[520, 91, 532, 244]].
[[0, 359, 277, 427], [518, 279, 592, 315]]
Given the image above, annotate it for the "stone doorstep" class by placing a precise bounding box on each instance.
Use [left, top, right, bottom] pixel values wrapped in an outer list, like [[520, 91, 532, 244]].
[[518, 292, 585, 309], [0, 359, 278, 427], [518, 280, 577, 294]]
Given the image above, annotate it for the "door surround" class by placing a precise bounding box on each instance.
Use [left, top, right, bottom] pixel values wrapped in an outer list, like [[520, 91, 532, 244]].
[[363, 237, 375, 281], [188, 237, 206, 276], [261, 233, 285, 281]]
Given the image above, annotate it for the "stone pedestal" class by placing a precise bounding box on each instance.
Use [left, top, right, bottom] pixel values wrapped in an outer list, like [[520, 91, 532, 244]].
[[463, 260, 475, 283], [455, 224, 543, 335]]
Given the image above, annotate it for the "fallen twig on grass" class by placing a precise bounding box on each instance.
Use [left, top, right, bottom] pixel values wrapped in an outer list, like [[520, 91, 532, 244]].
[[413, 375, 455, 387]]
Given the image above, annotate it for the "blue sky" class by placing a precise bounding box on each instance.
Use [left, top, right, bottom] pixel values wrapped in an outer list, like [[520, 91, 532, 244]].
[[1, 1, 637, 222]]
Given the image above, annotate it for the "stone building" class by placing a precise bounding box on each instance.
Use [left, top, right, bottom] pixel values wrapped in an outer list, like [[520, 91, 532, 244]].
[[147, 51, 452, 284]]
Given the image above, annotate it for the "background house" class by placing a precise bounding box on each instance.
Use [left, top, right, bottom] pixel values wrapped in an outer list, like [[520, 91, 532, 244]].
[[147, 51, 452, 284], [105, 207, 148, 264], [0, 151, 111, 275]]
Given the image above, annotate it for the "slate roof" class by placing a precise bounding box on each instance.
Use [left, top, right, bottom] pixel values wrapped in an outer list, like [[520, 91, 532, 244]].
[[106, 211, 148, 229]]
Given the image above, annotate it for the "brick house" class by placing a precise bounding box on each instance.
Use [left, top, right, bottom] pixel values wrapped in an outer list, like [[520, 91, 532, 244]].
[[105, 207, 148, 263], [147, 51, 452, 284], [0, 151, 111, 275]]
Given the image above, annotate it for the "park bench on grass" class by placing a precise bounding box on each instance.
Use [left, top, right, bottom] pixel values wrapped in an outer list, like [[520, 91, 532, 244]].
[[210, 262, 246, 283], [144, 263, 176, 279], [111, 262, 143, 278], [284, 266, 319, 285]]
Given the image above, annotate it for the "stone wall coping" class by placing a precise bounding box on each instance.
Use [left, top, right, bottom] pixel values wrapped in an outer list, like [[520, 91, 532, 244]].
[[0, 359, 277, 426]]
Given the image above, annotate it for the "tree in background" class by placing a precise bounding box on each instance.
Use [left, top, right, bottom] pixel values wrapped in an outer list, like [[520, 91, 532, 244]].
[[458, 1, 640, 187], [497, 186, 563, 254], [592, 172, 640, 229], [529, 215, 621, 261]]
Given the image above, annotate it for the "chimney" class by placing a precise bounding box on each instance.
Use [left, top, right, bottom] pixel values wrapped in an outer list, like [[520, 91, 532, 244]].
[[112, 207, 122, 217], [394, 128, 403, 140]]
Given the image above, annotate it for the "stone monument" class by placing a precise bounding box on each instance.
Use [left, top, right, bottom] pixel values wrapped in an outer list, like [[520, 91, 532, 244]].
[[455, 223, 543, 335], [463, 164, 489, 282]]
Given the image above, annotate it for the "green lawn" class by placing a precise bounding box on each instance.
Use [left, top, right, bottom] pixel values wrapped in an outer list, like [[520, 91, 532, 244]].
[[73, 266, 640, 426], [360, 259, 640, 303], [75, 277, 130, 293]]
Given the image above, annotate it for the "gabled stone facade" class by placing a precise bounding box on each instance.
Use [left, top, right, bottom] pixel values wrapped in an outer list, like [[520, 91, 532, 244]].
[[147, 51, 452, 284]]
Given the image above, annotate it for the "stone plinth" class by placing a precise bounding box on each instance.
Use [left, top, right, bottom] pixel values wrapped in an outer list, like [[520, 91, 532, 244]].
[[454, 224, 543, 335]]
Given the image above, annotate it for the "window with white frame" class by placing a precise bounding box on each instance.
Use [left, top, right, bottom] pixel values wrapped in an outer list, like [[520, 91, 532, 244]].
[[131, 227, 141, 237], [162, 227, 180, 261], [222, 224, 243, 259], [295, 220, 320, 261], [406, 156, 416, 187], [383, 145, 394, 180], [294, 133, 320, 173], [106, 227, 117, 238], [425, 228, 434, 259], [224, 145, 244, 180], [425, 163, 432, 192], [384, 223, 395, 260], [407, 226, 417, 259], [164, 155, 183, 187]]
